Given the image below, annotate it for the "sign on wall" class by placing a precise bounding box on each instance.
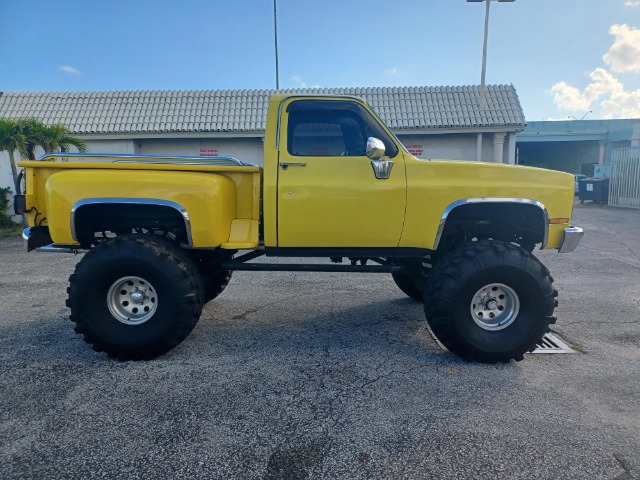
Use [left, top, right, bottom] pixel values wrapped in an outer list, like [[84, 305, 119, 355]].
[[199, 148, 219, 157], [406, 144, 424, 157]]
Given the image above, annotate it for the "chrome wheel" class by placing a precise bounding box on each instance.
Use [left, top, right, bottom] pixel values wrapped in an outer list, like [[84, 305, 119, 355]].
[[107, 276, 158, 325], [470, 283, 520, 331]]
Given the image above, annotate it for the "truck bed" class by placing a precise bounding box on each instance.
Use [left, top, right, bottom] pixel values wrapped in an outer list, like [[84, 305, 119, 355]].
[[19, 153, 262, 249]]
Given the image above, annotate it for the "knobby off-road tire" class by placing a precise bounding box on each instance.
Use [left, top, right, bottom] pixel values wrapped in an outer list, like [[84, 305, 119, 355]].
[[189, 252, 233, 303], [66, 235, 204, 360], [391, 258, 431, 302], [424, 240, 557, 363], [202, 269, 232, 303], [392, 271, 425, 301]]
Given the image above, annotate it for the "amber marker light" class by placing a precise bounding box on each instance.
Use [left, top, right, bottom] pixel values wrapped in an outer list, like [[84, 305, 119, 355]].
[[549, 218, 570, 224]]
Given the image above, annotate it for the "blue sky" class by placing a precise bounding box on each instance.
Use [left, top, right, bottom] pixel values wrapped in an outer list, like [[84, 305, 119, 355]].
[[1, 0, 640, 120]]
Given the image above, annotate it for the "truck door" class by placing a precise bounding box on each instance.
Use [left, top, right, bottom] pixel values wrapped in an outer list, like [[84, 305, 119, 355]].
[[277, 98, 406, 248]]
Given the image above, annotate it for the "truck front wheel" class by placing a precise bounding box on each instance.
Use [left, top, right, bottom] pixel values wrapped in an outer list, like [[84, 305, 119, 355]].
[[67, 235, 204, 360], [424, 240, 556, 363]]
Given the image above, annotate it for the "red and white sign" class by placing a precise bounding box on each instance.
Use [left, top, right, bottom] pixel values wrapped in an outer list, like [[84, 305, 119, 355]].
[[406, 144, 424, 157], [199, 148, 219, 157]]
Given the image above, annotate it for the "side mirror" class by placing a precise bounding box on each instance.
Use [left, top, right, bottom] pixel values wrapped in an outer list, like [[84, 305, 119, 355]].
[[366, 137, 386, 160], [366, 137, 393, 180]]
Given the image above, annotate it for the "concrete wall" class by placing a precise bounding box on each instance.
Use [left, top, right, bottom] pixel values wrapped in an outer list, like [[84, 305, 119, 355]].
[[0, 152, 16, 193], [84, 139, 136, 154], [135, 137, 264, 165], [398, 134, 471, 161], [396, 133, 510, 162]]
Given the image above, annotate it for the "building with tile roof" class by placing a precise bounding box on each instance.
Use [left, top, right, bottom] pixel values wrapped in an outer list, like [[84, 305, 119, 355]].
[[0, 85, 525, 195]]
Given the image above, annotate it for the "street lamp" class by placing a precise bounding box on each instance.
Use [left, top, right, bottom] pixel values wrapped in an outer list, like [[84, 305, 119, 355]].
[[467, 0, 515, 162], [467, 0, 515, 108], [274, 0, 280, 90]]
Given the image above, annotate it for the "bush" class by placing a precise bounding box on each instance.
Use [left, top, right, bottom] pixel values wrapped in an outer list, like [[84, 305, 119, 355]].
[[0, 186, 17, 227]]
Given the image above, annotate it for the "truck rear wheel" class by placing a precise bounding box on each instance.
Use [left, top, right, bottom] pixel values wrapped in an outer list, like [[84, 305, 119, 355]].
[[424, 240, 556, 363], [67, 235, 204, 360], [391, 257, 431, 301], [203, 269, 232, 303], [188, 251, 233, 303], [392, 271, 425, 301]]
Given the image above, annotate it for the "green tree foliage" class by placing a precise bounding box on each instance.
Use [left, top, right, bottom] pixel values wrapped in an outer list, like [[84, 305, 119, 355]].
[[0, 119, 28, 191], [0, 186, 18, 228], [16, 118, 87, 159]]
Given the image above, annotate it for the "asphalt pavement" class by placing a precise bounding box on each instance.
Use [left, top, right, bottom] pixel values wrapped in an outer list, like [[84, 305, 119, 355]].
[[0, 201, 639, 479]]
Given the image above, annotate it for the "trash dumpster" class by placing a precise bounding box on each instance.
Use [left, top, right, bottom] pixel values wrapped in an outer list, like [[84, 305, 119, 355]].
[[579, 178, 610, 204]]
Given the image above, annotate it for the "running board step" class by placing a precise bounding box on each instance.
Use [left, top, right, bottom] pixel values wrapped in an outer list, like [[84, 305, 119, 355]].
[[221, 262, 401, 273]]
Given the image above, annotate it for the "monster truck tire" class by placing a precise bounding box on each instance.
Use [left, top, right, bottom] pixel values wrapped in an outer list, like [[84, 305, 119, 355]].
[[203, 269, 233, 303], [391, 257, 431, 302], [424, 240, 557, 363], [66, 235, 204, 360], [392, 271, 426, 301]]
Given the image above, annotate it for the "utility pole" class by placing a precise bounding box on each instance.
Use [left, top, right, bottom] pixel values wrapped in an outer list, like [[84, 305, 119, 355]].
[[467, 0, 515, 108], [467, 0, 515, 161], [274, 0, 280, 90]]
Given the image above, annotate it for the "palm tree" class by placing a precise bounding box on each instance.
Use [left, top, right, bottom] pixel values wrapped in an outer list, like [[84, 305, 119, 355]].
[[0, 118, 28, 192], [39, 123, 87, 154], [15, 118, 87, 159], [16, 118, 45, 160]]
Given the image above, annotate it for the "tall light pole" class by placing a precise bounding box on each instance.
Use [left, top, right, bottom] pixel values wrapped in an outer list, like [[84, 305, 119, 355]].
[[467, 0, 515, 108], [467, 0, 514, 162], [273, 0, 280, 90]]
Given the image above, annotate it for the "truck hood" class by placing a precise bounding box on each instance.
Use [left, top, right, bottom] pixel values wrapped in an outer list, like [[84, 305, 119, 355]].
[[404, 156, 576, 219]]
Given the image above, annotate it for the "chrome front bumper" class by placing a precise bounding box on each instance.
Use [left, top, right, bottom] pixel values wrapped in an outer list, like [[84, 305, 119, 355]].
[[558, 226, 584, 253], [22, 227, 82, 253], [22, 227, 33, 252]]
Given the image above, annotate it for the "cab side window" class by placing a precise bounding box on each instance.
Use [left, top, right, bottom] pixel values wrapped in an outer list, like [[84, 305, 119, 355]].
[[289, 116, 364, 157], [286, 100, 398, 158]]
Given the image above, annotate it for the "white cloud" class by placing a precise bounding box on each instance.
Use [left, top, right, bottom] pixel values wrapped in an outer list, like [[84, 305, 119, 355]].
[[625, 1, 640, 7], [603, 24, 640, 73], [550, 81, 592, 112], [549, 21, 640, 119], [59, 65, 80, 76], [550, 68, 640, 118], [384, 67, 399, 76]]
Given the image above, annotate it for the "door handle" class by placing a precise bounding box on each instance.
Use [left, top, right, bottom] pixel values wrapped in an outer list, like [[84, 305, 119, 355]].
[[280, 162, 307, 170]]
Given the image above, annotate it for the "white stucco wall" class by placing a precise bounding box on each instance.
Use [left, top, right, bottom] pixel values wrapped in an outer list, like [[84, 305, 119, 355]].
[[0, 152, 15, 192], [82, 139, 136, 154], [396, 133, 511, 162], [135, 137, 265, 165]]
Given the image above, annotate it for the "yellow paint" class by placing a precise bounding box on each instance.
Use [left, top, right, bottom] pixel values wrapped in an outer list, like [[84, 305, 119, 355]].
[[222, 219, 260, 249], [264, 95, 407, 247], [20, 95, 577, 253], [263, 95, 574, 250], [20, 161, 261, 248], [399, 156, 575, 249]]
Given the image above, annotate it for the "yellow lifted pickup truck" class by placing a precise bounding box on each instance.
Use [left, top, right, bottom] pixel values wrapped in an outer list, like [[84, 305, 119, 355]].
[[17, 94, 583, 363]]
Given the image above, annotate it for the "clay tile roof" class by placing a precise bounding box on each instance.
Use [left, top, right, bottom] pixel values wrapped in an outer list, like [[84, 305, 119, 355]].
[[0, 85, 525, 134]]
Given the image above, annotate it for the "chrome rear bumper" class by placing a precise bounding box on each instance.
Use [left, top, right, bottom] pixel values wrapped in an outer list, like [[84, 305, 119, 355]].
[[558, 226, 584, 253]]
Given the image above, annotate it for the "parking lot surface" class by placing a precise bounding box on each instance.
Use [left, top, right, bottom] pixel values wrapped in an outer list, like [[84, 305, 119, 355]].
[[1, 202, 639, 479]]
